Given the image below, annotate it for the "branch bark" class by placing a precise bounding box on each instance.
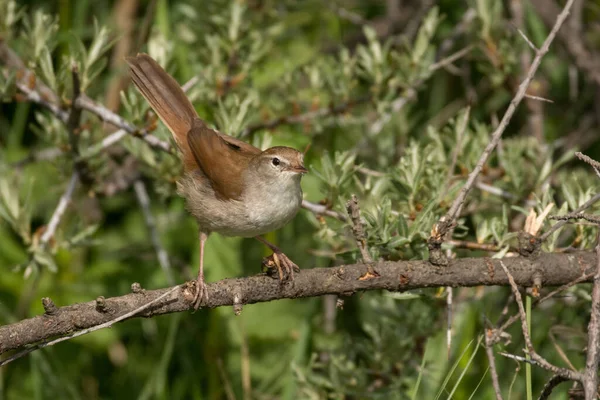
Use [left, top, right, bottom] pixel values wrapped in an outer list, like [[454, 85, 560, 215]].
[[0, 251, 596, 358]]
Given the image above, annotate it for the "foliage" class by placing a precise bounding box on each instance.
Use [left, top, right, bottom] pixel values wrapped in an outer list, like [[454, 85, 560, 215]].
[[1, 0, 600, 399]]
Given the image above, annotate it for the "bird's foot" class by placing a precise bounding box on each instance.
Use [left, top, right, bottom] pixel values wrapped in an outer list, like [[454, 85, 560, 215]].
[[192, 276, 209, 311], [262, 251, 300, 282]]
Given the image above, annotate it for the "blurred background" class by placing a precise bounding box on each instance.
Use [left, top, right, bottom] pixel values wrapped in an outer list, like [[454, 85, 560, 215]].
[[1, 0, 600, 398]]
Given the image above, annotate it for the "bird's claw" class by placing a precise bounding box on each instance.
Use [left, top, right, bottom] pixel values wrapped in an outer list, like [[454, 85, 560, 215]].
[[192, 278, 209, 311], [262, 251, 300, 281]]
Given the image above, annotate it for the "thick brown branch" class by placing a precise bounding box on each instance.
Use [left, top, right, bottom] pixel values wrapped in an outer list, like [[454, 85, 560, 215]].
[[0, 251, 596, 359]]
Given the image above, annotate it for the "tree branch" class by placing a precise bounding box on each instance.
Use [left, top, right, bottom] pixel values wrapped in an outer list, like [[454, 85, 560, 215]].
[[0, 251, 596, 362]]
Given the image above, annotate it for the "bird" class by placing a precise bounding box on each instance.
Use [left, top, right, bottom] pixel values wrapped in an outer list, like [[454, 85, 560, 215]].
[[127, 53, 307, 310]]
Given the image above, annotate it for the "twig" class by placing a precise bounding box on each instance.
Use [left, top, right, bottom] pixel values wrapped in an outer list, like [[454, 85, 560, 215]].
[[529, 0, 600, 86], [490, 270, 595, 346], [345, 195, 373, 263], [428, 45, 474, 73], [550, 213, 600, 225], [66, 64, 83, 156], [541, 192, 600, 241], [498, 351, 538, 365], [75, 95, 171, 153], [498, 261, 583, 382], [133, 180, 174, 285], [0, 41, 173, 154], [431, 0, 575, 248], [39, 172, 79, 246], [576, 152, 600, 176], [583, 230, 600, 399], [475, 181, 518, 200], [0, 286, 179, 367], [78, 129, 128, 160], [523, 94, 553, 103], [538, 374, 569, 400], [302, 200, 347, 222], [516, 28, 538, 52], [485, 330, 504, 400], [14, 76, 199, 164]]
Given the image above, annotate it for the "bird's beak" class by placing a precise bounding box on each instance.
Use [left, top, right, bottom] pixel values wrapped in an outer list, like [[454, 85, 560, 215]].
[[288, 164, 308, 174]]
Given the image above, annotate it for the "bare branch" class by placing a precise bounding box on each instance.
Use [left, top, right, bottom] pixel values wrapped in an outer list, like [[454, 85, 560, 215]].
[[0, 40, 172, 154], [302, 200, 347, 222], [485, 330, 504, 400], [583, 232, 600, 399], [550, 213, 600, 225], [499, 261, 583, 382], [345, 195, 373, 263], [541, 192, 600, 242], [0, 251, 596, 360], [538, 374, 569, 400]]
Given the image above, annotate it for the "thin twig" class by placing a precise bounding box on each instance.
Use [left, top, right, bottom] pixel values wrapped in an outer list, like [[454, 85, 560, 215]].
[[302, 200, 347, 222], [499, 261, 583, 381], [583, 230, 600, 399], [432, 0, 575, 244], [133, 180, 174, 285], [498, 351, 538, 365], [0, 44, 173, 154], [576, 152, 600, 174], [39, 172, 79, 246], [490, 270, 595, 346], [67, 64, 83, 156], [523, 94, 553, 103], [541, 192, 600, 241], [475, 181, 518, 200], [345, 195, 373, 263], [550, 213, 600, 224], [516, 28, 539, 52], [485, 330, 504, 400], [538, 374, 569, 400], [78, 129, 129, 160], [76, 95, 171, 153]]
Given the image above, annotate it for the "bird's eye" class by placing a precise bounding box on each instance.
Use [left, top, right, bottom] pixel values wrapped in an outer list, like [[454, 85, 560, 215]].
[[271, 157, 280, 166]]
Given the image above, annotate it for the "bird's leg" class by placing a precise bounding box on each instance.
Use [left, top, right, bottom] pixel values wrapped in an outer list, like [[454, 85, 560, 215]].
[[255, 236, 299, 281], [193, 231, 209, 310]]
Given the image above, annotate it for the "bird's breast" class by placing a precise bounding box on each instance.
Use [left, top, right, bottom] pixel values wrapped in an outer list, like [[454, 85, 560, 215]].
[[242, 180, 303, 235], [178, 171, 302, 237]]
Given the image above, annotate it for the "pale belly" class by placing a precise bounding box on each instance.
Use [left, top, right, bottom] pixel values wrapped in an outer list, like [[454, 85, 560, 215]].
[[178, 173, 303, 237]]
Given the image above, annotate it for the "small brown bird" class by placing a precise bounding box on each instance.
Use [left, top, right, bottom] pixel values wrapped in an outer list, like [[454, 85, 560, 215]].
[[127, 54, 306, 309]]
